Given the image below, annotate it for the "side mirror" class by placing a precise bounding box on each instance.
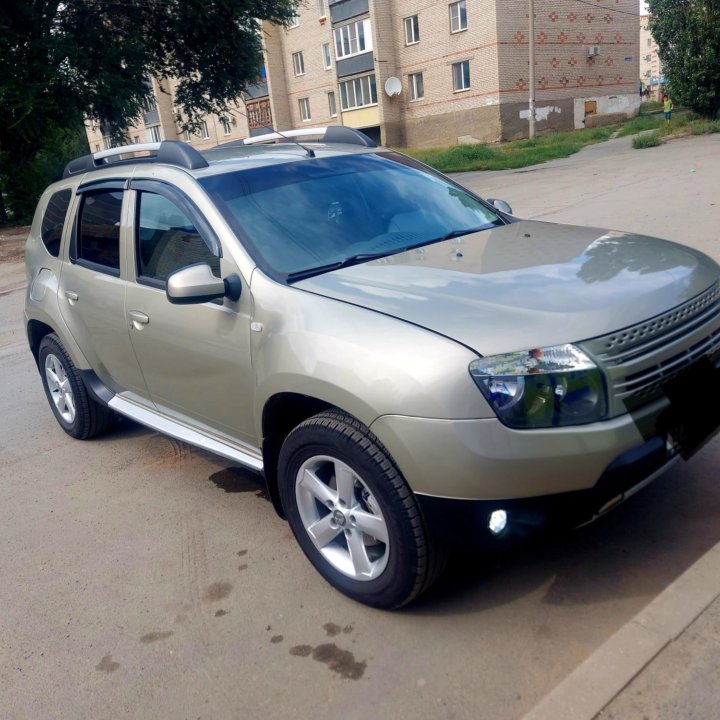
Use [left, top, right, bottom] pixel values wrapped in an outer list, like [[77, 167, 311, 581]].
[[487, 198, 513, 215], [166, 263, 241, 305]]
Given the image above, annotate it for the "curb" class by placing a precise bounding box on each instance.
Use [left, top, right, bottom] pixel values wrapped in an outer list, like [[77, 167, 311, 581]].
[[520, 541, 720, 720]]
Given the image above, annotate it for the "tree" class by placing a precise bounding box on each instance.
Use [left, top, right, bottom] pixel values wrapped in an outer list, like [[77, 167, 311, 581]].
[[648, 0, 720, 118], [0, 0, 298, 221]]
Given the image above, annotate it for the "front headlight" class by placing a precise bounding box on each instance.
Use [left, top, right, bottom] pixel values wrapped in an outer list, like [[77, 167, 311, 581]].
[[469, 344, 607, 429]]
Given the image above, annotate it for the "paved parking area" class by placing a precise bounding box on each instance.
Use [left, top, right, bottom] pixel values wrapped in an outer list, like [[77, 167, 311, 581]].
[[2, 134, 720, 720]]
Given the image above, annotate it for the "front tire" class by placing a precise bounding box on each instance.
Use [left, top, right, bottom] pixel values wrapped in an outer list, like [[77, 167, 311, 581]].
[[278, 410, 444, 608], [38, 334, 113, 440]]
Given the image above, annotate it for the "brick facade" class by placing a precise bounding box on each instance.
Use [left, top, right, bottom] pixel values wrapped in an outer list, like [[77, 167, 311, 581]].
[[85, 0, 641, 152]]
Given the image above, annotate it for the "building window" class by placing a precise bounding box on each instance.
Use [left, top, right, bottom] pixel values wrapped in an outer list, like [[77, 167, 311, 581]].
[[221, 119, 232, 135], [328, 91, 337, 117], [95, 144, 100, 152], [292, 51, 305, 76], [141, 94, 158, 113], [317, 0, 326, 17], [334, 19, 373, 60], [409, 72, 424, 100], [147, 125, 162, 143], [339, 74, 377, 110], [322, 42, 332, 70], [289, 14, 299, 27], [452, 60, 470, 91], [404, 15, 419, 45], [449, 1, 467, 33], [299, 97, 311, 121], [201, 121, 210, 139], [184, 129, 191, 142]]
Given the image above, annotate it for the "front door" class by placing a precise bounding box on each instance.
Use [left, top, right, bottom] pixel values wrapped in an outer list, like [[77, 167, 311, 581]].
[[123, 182, 257, 447]]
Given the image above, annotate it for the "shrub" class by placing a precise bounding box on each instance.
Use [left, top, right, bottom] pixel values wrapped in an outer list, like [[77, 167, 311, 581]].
[[633, 134, 663, 149]]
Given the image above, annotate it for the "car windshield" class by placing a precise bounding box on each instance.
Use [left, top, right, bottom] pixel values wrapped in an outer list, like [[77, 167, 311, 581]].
[[199, 151, 503, 279]]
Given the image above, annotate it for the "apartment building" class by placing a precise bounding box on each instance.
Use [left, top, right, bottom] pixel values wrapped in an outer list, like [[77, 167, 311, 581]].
[[86, 0, 641, 151], [639, 14, 664, 101], [263, 0, 641, 147], [85, 76, 271, 152]]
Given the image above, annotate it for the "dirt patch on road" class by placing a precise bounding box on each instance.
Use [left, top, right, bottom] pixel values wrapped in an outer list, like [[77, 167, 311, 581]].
[[0, 226, 29, 264]]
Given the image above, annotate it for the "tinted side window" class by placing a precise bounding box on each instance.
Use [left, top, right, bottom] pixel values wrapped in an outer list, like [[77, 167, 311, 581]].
[[41, 189, 71, 257], [76, 190, 123, 272], [136, 192, 220, 283]]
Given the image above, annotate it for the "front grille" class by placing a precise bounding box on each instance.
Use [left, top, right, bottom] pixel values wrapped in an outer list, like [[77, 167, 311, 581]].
[[581, 283, 720, 415]]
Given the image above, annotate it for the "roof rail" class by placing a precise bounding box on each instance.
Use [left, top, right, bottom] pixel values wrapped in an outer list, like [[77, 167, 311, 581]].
[[243, 126, 377, 148], [63, 140, 209, 178]]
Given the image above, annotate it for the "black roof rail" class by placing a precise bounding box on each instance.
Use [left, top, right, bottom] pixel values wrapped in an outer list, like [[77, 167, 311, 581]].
[[242, 125, 377, 148], [63, 140, 209, 178]]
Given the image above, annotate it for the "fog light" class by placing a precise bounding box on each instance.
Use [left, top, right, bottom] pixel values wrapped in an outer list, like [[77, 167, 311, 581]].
[[488, 509, 508, 535]]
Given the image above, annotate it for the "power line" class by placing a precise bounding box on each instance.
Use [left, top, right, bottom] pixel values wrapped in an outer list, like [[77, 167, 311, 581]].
[[569, 0, 644, 17]]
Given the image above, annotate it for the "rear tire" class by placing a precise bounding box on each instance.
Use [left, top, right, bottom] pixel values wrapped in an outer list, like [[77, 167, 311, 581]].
[[38, 334, 113, 440], [278, 410, 445, 608]]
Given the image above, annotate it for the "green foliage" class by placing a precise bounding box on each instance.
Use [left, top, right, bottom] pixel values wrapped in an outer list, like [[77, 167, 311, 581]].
[[648, 0, 720, 119], [639, 100, 664, 114], [403, 127, 614, 173], [689, 118, 720, 133], [632, 133, 663, 149], [617, 114, 664, 136], [2, 127, 89, 223], [0, 0, 298, 219]]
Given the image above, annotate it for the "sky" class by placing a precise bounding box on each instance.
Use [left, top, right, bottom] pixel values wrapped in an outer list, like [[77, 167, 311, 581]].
[[640, 1, 649, 12]]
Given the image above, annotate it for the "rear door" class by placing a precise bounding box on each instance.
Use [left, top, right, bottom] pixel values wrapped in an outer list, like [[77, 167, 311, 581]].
[[57, 181, 147, 396]]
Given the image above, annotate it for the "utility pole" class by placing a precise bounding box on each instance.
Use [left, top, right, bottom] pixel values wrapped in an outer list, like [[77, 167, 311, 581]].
[[528, 0, 536, 139]]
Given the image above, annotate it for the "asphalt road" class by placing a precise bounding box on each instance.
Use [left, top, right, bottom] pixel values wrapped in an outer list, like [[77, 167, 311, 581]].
[[2, 134, 720, 720]]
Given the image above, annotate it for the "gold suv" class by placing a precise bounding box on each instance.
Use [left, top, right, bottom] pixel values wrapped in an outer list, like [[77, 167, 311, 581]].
[[24, 129, 720, 607]]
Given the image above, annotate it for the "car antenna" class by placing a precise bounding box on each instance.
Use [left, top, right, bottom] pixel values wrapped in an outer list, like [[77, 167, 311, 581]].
[[234, 94, 316, 158]]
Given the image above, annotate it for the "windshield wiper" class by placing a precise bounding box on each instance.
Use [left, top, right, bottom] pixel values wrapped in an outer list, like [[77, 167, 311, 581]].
[[287, 249, 408, 283]]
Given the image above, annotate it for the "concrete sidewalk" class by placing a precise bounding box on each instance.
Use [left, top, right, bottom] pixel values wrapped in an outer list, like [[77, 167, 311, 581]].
[[521, 541, 720, 720]]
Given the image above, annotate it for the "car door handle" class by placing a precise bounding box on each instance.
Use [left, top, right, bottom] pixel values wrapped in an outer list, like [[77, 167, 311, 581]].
[[65, 290, 79, 303], [128, 311, 150, 329]]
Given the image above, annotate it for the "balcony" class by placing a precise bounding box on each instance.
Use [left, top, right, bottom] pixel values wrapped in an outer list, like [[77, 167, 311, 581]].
[[143, 109, 160, 126], [330, 0, 368, 23]]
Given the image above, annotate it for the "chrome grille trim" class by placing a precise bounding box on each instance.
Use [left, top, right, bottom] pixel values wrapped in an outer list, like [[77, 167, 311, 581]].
[[600, 283, 720, 356], [581, 283, 720, 415], [613, 327, 720, 401]]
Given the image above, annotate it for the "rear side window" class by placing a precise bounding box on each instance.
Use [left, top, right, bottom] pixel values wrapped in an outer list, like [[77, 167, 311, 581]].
[[75, 190, 123, 273], [41, 190, 71, 257]]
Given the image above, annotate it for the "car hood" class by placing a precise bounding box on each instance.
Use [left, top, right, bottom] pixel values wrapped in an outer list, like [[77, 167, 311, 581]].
[[294, 220, 720, 356]]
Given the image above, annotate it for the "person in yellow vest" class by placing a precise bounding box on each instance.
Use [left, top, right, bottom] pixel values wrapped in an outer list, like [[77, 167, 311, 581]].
[[663, 94, 673, 122]]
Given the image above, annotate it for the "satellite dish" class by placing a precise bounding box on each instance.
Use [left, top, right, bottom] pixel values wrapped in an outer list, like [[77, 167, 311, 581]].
[[384, 76, 402, 97]]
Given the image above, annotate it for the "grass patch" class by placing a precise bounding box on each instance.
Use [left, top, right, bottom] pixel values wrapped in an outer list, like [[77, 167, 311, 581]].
[[639, 100, 663, 114], [688, 119, 720, 135], [632, 133, 663, 149], [402, 126, 614, 173], [616, 114, 663, 136], [398, 107, 718, 172]]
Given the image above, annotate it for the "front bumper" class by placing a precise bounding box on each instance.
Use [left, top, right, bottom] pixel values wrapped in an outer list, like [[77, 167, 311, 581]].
[[370, 393, 719, 545], [370, 398, 671, 501], [415, 435, 680, 548]]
